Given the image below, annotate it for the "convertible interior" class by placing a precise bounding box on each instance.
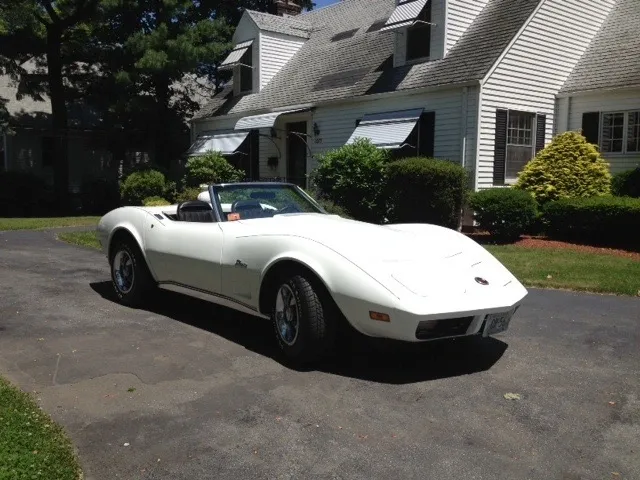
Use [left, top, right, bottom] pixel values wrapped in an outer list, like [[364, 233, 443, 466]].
[[156, 189, 304, 223]]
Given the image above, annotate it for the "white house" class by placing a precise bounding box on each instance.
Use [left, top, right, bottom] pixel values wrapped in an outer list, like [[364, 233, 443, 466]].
[[190, 0, 630, 193], [555, 0, 640, 174]]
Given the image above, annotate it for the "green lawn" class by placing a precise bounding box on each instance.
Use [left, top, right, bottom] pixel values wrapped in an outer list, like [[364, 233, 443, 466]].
[[58, 230, 640, 297], [57, 231, 102, 250], [0, 377, 81, 480], [0, 217, 100, 231], [486, 245, 640, 297]]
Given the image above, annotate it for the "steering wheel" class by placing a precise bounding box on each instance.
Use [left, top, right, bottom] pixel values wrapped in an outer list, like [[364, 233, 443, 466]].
[[231, 199, 263, 213]]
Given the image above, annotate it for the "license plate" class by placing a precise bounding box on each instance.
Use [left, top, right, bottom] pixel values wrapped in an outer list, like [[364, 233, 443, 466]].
[[483, 309, 515, 336]]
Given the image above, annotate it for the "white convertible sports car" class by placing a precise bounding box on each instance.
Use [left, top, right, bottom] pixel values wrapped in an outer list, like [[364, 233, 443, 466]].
[[97, 182, 527, 363]]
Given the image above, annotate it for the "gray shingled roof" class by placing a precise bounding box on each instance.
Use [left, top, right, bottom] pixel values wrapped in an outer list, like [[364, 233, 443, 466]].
[[194, 0, 541, 120], [246, 10, 312, 39], [560, 0, 640, 94]]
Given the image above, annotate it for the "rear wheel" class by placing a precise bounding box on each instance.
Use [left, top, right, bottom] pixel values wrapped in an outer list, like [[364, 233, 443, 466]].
[[109, 238, 155, 307], [272, 274, 335, 364]]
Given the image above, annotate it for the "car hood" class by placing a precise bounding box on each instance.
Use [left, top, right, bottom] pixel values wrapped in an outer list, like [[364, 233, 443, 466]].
[[236, 213, 466, 261], [233, 213, 519, 298]]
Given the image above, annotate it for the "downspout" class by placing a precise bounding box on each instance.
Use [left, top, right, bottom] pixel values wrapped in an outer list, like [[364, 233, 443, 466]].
[[473, 82, 483, 192], [460, 87, 468, 168]]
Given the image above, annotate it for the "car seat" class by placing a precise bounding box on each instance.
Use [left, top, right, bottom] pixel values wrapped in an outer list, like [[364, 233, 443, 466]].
[[176, 200, 215, 223]]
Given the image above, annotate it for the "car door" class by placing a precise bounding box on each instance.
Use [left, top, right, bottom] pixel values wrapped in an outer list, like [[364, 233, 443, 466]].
[[143, 215, 224, 295]]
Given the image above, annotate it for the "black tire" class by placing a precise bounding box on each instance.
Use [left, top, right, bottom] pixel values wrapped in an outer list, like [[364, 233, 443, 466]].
[[109, 238, 155, 308], [271, 274, 335, 364]]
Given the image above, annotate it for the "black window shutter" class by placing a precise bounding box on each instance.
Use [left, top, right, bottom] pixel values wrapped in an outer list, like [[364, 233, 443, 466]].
[[581, 112, 600, 145], [418, 111, 435, 157], [493, 109, 508, 186], [535, 114, 546, 154]]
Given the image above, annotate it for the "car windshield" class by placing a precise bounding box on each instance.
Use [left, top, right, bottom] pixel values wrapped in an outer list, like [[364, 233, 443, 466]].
[[212, 183, 326, 221]]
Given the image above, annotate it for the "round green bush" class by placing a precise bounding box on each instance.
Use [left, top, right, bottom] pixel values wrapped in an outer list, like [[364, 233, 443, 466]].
[[468, 188, 538, 242], [611, 167, 640, 198], [515, 131, 612, 204], [143, 196, 171, 206], [310, 138, 390, 223], [385, 157, 468, 229], [542, 196, 640, 246], [183, 152, 244, 188], [120, 169, 166, 206]]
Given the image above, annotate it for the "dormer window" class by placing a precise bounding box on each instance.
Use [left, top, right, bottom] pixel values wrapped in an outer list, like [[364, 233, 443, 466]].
[[219, 39, 255, 94], [406, 3, 431, 61]]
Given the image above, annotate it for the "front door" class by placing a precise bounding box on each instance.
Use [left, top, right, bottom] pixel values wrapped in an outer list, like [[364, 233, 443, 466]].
[[286, 121, 307, 188]]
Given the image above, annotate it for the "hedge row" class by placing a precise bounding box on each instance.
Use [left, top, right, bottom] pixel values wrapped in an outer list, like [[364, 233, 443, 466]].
[[543, 196, 640, 246]]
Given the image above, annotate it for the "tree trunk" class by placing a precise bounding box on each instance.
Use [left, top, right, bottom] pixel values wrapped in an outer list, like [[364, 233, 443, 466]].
[[154, 74, 171, 171], [46, 25, 69, 211]]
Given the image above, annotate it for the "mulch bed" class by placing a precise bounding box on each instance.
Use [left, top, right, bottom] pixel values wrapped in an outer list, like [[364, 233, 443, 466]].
[[467, 232, 640, 261]]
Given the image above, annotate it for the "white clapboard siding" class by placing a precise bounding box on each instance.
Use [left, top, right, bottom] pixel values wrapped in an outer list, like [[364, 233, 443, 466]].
[[446, 0, 489, 54], [310, 86, 476, 165], [477, 0, 616, 189], [259, 31, 306, 90], [559, 89, 640, 173]]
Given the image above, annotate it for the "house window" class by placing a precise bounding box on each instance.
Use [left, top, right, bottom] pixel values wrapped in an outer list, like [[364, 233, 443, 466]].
[[599, 111, 640, 154], [406, 3, 431, 61], [239, 45, 253, 93], [601, 112, 625, 153], [627, 111, 640, 153], [506, 111, 535, 181]]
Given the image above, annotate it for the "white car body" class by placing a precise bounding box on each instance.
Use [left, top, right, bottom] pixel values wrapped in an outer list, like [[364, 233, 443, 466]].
[[97, 183, 527, 344]]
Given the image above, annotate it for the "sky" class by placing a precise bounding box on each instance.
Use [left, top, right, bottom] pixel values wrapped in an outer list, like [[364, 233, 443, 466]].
[[314, 0, 341, 9]]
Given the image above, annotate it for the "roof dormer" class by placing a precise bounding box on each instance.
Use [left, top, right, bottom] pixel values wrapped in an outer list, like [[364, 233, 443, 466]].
[[218, 8, 310, 95]]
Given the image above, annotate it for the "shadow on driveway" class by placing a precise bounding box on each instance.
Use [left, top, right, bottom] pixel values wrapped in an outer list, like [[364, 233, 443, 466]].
[[90, 281, 508, 385]]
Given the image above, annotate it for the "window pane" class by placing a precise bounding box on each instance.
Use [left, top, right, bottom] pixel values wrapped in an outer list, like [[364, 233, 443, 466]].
[[628, 111, 640, 152], [406, 5, 431, 60], [506, 145, 533, 179], [601, 113, 624, 153], [507, 111, 534, 146]]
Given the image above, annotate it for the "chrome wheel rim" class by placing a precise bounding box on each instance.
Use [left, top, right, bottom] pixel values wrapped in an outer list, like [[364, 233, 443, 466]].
[[275, 284, 299, 346], [112, 250, 134, 294]]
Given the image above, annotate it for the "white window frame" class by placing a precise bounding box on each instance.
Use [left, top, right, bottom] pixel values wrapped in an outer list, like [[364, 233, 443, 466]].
[[599, 110, 640, 155], [236, 44, 254, 94], [505, 109, 537, 184], [404, 4, 432, 64]]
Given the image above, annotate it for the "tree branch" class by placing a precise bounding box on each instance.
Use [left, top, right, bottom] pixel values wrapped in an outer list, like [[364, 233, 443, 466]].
[[61, 0, 101, 29], [41, 0, 61, 24]]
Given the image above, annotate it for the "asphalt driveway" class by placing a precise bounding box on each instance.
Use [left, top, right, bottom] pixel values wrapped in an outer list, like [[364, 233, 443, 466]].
[[0, 228, 638, 480]]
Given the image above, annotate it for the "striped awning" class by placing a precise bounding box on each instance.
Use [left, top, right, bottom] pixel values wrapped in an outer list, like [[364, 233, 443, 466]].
[[381, 0, 430, 32], [234, 108, 309, 130], [346, 108, 423, 149], [186, 131, 250, 156], [219, 39, 254, 70]]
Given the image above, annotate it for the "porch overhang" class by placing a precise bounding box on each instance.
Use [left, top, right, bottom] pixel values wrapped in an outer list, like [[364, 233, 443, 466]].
[[346, 108, 423, 149], [186, 130, 250, 156], [234, 108, 311, 130]]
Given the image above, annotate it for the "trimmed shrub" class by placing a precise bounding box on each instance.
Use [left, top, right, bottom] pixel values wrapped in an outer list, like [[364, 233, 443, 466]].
[[0, 171, 53, 217], [543, 196, 640, 246], [310, 138, 390, 223], [80, 177, 120, 214], [468, 188, 538, 242], [385, 157, 468, 229], [174, 187, 203, 203], [183, 152, 244, 188], [612, 167, 640, 198], [120, 169, 166, 206], [143, 196, 171, 206], [515, 131, 611, 204]]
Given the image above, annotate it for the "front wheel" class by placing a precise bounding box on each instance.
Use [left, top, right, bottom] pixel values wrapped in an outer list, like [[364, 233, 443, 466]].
[[109, 239, 155, 307], [272, 274, 335, 364]]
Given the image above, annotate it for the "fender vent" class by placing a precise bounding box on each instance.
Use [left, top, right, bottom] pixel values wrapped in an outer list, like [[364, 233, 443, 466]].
[[154, 214, 164, 220], [415, 316, 474, 340]]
